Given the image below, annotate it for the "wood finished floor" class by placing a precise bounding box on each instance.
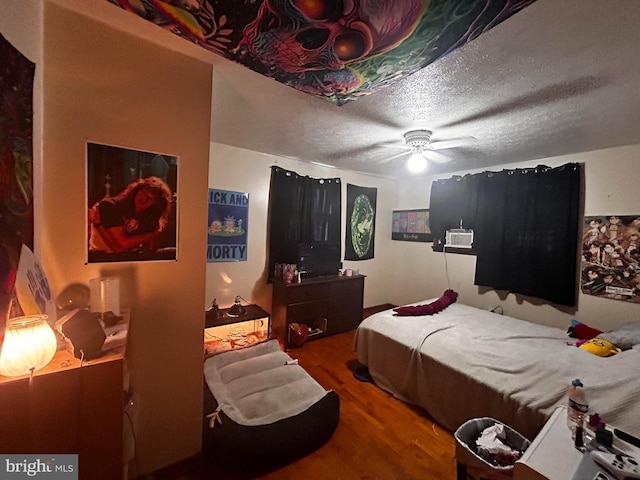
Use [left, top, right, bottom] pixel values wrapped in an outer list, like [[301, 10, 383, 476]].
[[153, 305, 459, 479]]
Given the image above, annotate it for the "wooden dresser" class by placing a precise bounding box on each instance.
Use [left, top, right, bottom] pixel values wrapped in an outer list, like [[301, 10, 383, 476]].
[[271, 274, 365, 349], [0, 349, 124, 480]]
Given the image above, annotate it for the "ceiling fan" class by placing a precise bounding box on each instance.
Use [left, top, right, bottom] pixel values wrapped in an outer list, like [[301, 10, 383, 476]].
[[380, 129, 476, 173]]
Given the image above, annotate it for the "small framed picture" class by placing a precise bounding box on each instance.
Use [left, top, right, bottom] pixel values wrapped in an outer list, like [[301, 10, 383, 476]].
[[392, 209, 432, 242]]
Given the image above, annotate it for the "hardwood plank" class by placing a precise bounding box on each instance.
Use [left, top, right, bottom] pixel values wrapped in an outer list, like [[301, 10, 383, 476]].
[[152, 305, 459, 480]]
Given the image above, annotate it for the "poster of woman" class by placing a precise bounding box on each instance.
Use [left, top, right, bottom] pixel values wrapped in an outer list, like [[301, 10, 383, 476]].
[[87, 142, 178, 263]]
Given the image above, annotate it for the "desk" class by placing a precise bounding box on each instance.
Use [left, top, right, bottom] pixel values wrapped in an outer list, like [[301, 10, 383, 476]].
[[514, 407, 583, 480]]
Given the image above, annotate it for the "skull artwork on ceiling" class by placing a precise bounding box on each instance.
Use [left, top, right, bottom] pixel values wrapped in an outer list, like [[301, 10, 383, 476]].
[[239, 0, 426, 73], [106, 0, 539, 105]]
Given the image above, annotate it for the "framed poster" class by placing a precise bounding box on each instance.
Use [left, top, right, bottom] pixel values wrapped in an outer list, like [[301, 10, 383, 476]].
[[392, 209, 432, 242], [581, 215, 640, 303], [87, 143, 178, 263], [207, 189, 248, 262]]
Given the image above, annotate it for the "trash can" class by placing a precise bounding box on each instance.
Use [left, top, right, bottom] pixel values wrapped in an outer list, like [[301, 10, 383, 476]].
[[454, 417, 531, 480]]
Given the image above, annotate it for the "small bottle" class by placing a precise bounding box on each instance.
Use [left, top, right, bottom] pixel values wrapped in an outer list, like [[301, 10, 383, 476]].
[[584, 413, 602, 443], [567, 379, 589, 442]]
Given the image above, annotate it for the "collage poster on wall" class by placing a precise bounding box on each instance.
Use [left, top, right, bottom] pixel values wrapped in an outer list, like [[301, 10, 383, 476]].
[[392, 209, 432, 242], [581, 215, 640, 303], [345, 184, 376, 261], [87, 143, 178, 263], [207, 189, 248, 262]]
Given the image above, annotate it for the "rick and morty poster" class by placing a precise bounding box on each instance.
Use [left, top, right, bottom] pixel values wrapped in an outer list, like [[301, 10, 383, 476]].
[[345, 184, 376, 261], [207, 189, 248, 262]]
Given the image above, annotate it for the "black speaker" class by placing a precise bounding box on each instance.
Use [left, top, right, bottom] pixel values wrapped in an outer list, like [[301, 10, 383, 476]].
[[56, 309, 106, 360]]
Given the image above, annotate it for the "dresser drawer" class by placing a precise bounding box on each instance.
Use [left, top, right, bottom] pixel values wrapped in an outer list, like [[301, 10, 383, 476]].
[[329, 276, 364, 297], [282, 283, 330, 304]]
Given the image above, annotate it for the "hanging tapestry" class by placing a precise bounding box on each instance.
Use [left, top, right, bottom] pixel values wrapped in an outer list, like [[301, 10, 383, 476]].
[[105, 0, 537, 105], [0, 33, 35, 347], [581, 215, 640, 303], [345, 184, 376, 261], [207, 189, 249, 262]]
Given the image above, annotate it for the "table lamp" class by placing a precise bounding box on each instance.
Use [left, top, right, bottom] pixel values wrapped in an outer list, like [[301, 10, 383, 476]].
[[0, 314, 57, 377], [227, 296, 246, 318]]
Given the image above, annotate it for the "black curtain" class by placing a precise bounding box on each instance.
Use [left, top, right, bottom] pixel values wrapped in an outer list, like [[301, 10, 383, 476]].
[[267, 166, 341, 280], [430, 163, 582, 306], [429, 174, 481, 251]]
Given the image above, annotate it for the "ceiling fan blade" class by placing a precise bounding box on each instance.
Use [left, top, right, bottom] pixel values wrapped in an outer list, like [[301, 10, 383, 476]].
[[380, 150, 412, 164], [423, 150, 452, 164], [430, 136, 477, 150], [378, 143, 411, 150]]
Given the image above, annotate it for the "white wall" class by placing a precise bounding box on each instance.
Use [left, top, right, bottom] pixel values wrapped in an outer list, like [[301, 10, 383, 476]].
[[393, 143, 640, 332], [206, 143, 397, 312], [2, 0, 213, 475], [207, 142, 640, 334]]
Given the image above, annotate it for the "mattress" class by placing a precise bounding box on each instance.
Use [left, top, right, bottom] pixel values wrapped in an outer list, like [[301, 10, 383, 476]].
[[354, 302, 640, 440]]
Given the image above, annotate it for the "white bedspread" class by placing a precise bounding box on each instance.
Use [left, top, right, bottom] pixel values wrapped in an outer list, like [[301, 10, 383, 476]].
[[354, 302, 640, 439]]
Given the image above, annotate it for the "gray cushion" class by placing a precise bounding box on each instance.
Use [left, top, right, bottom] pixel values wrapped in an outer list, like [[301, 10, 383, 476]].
[[599, 322, 640, 351]]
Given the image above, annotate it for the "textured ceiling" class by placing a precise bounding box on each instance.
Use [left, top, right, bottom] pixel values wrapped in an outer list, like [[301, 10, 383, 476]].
[[97, 0, 640, 178], [208, 0, 640, 178]]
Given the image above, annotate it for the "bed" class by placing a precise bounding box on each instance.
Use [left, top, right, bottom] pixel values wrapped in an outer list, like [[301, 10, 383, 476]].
[[354, 301, 640, 440]]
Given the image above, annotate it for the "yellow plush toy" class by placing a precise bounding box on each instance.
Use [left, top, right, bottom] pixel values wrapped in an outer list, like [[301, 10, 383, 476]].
[[579, 338, 622, 357]]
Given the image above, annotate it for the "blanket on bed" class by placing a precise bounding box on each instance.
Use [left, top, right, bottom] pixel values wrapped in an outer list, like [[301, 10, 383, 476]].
[[354, 302, 640, 439], [204, 339, 329, 426]]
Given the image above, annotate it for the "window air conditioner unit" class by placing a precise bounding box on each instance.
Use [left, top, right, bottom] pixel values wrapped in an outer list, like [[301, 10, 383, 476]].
[[445, 229, 474, 248]]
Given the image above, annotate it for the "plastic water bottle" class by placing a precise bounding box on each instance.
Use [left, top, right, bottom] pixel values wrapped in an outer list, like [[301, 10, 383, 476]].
[[567, 379, 589, 444]]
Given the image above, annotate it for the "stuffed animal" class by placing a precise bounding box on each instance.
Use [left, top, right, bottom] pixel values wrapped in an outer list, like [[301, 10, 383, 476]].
[[567, 319, 603, 340], [579, 338, 622, 357]]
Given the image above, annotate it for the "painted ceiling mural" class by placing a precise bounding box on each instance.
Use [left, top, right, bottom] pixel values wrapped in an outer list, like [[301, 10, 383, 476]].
[[107, 0, 537, 105]]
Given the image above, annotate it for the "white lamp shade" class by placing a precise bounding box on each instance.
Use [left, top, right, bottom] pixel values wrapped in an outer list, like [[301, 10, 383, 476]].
[[0, 314, 57, 377], [407, 152, 428, 173]]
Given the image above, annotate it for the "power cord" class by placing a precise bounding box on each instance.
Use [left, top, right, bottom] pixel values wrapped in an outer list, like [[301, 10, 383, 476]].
[[443, 248, 452, 291]]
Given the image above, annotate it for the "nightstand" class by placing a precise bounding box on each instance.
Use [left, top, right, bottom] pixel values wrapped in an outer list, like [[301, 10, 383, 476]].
[[514, 406, 583, 480]]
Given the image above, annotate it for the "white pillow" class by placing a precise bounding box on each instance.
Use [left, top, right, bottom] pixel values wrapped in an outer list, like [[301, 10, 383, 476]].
[[599, 322, 640, 351]]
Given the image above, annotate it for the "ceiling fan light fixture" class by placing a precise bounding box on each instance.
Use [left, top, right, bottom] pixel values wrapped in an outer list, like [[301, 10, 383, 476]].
[[407, 150, 428, 173]]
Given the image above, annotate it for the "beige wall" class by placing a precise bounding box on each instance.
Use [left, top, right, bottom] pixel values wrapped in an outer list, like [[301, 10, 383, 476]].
[[205, 143, 397, 312], [394, 143, 640, 332], [1, 0, 213, 475]]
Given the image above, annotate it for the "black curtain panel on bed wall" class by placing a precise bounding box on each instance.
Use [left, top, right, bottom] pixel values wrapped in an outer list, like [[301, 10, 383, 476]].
[[430, 163, 582, 307], [267, 166, 341, 281], [429, 174, 481, 252]]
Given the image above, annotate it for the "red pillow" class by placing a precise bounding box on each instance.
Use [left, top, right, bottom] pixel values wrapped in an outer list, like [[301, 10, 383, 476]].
[[567, 320, 602, 340]]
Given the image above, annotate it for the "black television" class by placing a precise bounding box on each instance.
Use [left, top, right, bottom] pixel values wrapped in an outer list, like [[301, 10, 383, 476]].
[[297, 243, 342, 278]]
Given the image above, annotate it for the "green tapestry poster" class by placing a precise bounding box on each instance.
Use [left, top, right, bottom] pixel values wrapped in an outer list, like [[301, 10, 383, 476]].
[[345, 184, 376, 261]]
